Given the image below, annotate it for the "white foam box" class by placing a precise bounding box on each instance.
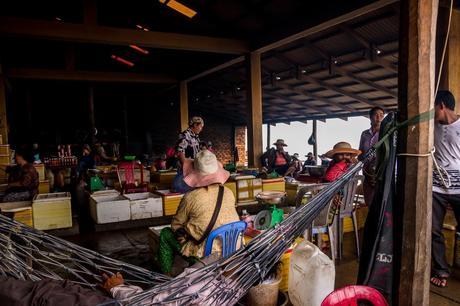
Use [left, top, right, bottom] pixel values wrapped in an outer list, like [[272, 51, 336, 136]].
[[89, 194, 130, 224], [33, 192, 72, 230], [124, 192, 163, 220]]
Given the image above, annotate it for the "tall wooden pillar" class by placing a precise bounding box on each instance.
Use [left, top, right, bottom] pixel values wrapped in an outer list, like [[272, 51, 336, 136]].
[[246, 52, 263, 168], [88, 84, 96, 144], [179, 81, 189, 132], [395, 0, 438, 305]]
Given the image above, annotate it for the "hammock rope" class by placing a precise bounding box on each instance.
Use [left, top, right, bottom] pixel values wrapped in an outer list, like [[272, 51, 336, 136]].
[[0, 215, 170, 289]]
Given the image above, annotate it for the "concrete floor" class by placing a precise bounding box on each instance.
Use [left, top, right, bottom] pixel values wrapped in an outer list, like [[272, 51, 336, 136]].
[[66, 228, 460, 305]]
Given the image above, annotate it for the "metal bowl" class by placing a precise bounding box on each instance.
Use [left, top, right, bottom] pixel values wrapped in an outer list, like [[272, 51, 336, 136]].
[[256, 191, 287, 205]]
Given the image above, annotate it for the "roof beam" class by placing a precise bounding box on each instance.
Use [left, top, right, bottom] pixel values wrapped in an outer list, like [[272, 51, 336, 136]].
[[254, 0, 398, 53], [5, 68, 177, 83], [304, 42, 398, 98], [340, 25, 398, 73], [273, 54, 382, 107], [263, 110, 372, 124], [0, 17, 249, 54], [272, 80, 356, 112], [264, 90, 332, 114]]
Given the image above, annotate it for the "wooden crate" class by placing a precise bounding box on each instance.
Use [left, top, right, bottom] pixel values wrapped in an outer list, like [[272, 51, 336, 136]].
[[33, 192, 72, 230], [154, 190, 184, 216], [262, 178, 285, 192], [0, 201, 33, 227]]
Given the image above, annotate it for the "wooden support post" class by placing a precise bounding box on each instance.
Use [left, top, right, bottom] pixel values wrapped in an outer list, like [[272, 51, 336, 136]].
[[0, 67, 8, 144], [266, 123, 271, 151], [88, 84, 96, 145], [312, 119, 318, 160], [246, 52, 263, 168], [179, 81, 189, 132], [394, 0, 438, 305]]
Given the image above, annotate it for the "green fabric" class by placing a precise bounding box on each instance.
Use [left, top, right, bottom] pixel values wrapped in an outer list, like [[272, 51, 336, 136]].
[[158, 227, 198, 274]]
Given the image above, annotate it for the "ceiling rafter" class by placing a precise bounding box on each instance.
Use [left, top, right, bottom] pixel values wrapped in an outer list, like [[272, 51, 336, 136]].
[[303, 42, 398, 98], [340, 25, 398, 73], [272, 53, 383, 108]]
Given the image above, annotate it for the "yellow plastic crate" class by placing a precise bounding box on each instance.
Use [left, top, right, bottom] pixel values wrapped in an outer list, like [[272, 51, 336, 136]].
[[34, 164, 45, 181], [0, 144, 9, 156], [0, 154, 10, 164], [151, 171, 177, 186], [224, 181, 237, 199], [262, 178, 285, 192], [33, 192, 72, 230], [0, 201, 33, 227], [154, 190, 184, 216], [234, 176, 262, 203], [38, 180, 50, 194]]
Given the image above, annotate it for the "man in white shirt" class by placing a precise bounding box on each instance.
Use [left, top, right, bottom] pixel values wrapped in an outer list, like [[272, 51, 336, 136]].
[[431, 90, 460, 288]]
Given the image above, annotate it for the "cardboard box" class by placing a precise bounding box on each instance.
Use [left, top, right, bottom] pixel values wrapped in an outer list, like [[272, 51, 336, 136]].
[[33, 192, 72, 230], [89, 194, 130, 224], [262, 178, 285, 192], [0, 201, 33, 227], [124, 192, 163, 220], [154, 190, 184, 216]]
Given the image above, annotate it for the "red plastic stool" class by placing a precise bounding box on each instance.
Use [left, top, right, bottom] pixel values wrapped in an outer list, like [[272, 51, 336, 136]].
[[321, 285, 388, 306]]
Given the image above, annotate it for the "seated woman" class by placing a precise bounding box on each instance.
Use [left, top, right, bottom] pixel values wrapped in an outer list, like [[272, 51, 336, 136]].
[[323, 142, 360, 182], [3, 149, 39, 202], [158, 149, 239, 275]]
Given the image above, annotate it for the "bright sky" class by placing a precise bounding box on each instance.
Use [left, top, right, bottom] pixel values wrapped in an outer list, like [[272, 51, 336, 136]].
[[262, 116, 370, 159]]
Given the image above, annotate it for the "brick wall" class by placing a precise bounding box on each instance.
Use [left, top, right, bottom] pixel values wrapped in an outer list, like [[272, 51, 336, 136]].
[[199, 117, 234, 164], [234, 126, 247, 166]]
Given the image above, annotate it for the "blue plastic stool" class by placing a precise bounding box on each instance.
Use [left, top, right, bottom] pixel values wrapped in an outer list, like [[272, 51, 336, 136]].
[[204, 221, 247, 258]]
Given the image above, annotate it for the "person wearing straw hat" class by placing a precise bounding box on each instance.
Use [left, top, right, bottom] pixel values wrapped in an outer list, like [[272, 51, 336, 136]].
[[158, 150, 239, 275], [260, 139, 292, 176], [323, 142, 360, 182]]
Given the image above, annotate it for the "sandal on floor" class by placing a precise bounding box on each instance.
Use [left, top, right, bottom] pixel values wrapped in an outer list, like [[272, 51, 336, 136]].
[[430, 275, 448, 288]]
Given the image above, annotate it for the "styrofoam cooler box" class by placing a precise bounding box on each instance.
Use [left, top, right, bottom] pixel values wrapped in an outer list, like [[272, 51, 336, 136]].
[[92, 189, 120, 197], [33, 192, 72, 230], [89, 194, 130, 224], [124, 192, 163, 220]]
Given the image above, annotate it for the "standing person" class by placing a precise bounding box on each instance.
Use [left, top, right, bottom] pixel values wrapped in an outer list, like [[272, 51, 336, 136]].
[[358, 106, 385, 206], [172, 117, 204, 193], [260, 139, 291, 176], [431, 90, 460, 288]]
